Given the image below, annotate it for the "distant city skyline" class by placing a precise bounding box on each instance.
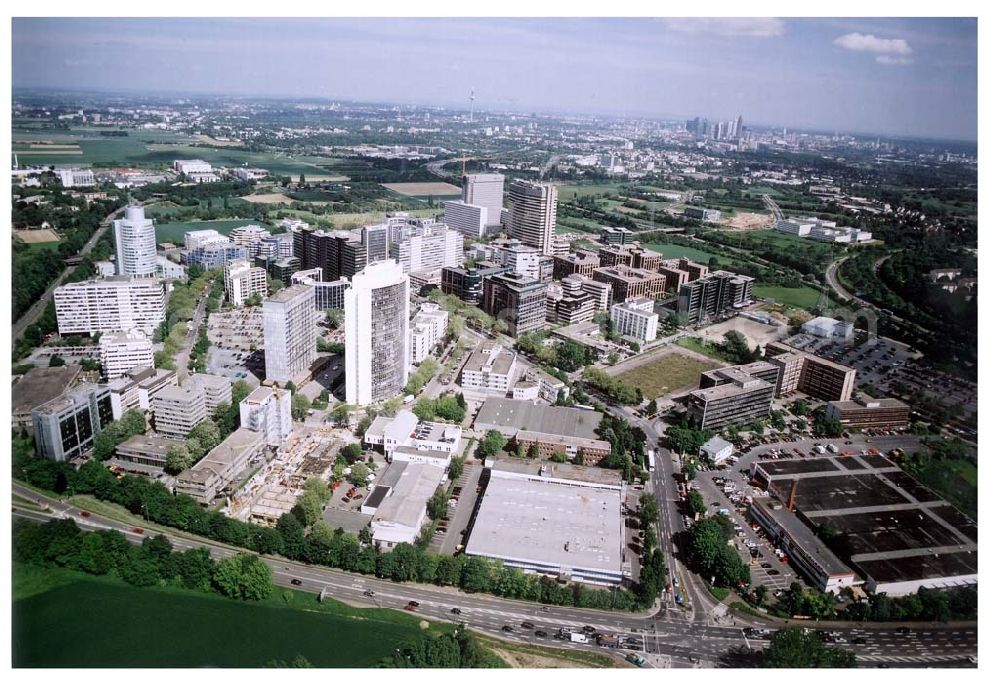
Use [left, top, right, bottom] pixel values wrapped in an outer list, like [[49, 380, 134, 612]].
[[12, 17, 978, 140]]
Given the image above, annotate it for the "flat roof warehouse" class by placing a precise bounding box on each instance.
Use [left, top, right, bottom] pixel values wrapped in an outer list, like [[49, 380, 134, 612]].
[[465, 470, 625, 586]]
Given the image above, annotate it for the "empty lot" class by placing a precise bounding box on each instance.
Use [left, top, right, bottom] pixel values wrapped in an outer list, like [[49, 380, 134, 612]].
[[612, 351, 716, 399]]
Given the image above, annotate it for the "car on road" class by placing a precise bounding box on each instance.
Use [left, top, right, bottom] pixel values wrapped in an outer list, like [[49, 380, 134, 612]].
[[132, 527, 144, 534], [760, 562, 772, 569], [521, 621, 535, 629], [408, 600, 420, 608], [534, 630, 547, 638], [363, 590, 375, 597], [540, 606, 550, 612], [451, 608, 462, 615], [403, 604, 417, 612], [582, 625, 597, 634], [851, 637, 867, 645], [502, 625, 514, 633], [895, 627, 910, 634], [290, 578, 302, 586]]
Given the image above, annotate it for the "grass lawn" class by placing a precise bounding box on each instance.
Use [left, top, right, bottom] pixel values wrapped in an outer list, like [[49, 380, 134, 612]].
[[153, 218, 267, 244], [644, 242, 730, 265], [12, 562, 453, 668], [616, 352, 716, 399], [753, 284, 823, 311], [675, 337, 735, 365]]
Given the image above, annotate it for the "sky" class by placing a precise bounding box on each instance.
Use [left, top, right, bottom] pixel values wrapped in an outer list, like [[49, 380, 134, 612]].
[[11, 17, 978, 140]]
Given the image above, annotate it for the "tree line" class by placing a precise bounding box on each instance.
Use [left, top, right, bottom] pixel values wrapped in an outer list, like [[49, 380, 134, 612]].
[[13, 518, 274, 601]]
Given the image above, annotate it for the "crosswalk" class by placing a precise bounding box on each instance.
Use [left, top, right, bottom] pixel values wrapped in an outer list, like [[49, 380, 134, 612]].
[[859, 654, 974, 664]]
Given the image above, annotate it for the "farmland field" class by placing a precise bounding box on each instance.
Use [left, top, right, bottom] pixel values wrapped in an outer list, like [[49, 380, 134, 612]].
[[753, 284, 823, 311], [12, 563, 449, 668], [613, 352, 716, 399], [381, 181, 462, 196], [556, 183, 624, 202], [153, 218, 268, 244], [643, 242, 730, 265], [15, 228, 61, 243]]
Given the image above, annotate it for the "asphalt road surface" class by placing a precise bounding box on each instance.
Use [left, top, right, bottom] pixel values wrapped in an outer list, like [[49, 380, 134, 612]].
[[12, 484, 977, 668]]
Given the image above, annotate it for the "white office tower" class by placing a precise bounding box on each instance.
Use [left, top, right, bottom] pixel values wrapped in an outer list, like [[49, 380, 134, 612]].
[[410, 302, 449, 363], [263, 283, 317, 385], [610, 297, 659, 344], [54, 277, 166, 337], [229, 224, 272, 258], [344, 261, 411, 405], [462, 173, 505, 226], [114, 204, 158, 278], [443, 200, 489, 239], [224, 259, 268, 305], [507, 179, 557, 256], [99, 330, 154, 379], [391, 225, 463, 275], [239, 386, 293, 447]]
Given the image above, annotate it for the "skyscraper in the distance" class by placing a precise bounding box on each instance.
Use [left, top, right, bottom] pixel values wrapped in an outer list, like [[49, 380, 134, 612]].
[[507, 179, 557, 257], [462, 173, 505, 226], [114, 204, 158, 278], [344, 261, 410, 406], [263, 283, 317, 384]]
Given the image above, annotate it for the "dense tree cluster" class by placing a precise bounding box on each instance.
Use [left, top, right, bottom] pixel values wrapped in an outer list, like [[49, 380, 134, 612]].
[[475, 430, 506, 459], [404, 357, 439, 396], [582, 366, 643, 406], [760, 629, 857, 668], [685, 515, 750, 588], [13, 518, 273, 602], [663, 420, 713, 457], [413, 394, 466, 423], [596, 414, 647, 480], [378, 626, 499, 668]]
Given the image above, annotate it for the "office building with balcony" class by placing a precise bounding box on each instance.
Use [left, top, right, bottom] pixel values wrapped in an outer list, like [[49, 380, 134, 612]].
[[676, 270, 754, 326], [482, 271, 546, 337], [592, 265, 666, 303], [507, 179, 557, 255], [263, 283, 317, 385], [54, 277, 166, 337], [32, 384, 114, 462]]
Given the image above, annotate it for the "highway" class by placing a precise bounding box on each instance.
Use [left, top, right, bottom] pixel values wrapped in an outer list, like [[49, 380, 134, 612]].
[[13, 203, 130, 341], [12, 467, 975, 668]]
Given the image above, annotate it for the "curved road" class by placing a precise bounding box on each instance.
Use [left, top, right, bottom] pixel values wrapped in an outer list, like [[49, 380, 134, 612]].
[[12, 484, 976, 668]]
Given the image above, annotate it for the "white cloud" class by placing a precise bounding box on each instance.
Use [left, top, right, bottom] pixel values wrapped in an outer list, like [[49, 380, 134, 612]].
[[876, 55, 914, 66], [663, 18, 786, 38], [834, 32, 913, 55]]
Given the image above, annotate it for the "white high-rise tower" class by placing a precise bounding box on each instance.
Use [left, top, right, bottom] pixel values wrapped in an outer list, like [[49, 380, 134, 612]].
[[344, 261, 410, 406], [114, 204, 158, 278], [507, 179, 557, 256]]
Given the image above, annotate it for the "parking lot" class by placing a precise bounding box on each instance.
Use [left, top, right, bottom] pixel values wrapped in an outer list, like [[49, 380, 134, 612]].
[[782, 330, 916, 393], [206, 308, 264, 384]]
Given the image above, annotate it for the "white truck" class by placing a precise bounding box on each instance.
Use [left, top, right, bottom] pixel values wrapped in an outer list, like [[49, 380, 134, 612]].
[[569, 632, 588, 643]]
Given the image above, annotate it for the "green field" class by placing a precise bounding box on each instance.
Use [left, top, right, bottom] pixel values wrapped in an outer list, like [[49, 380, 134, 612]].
[[615, 352, 716, 399], [644, 242, 730, 265], [753, 284, 823, 311], [12, 563, 448, 668], [556, 183, 624, 201], [153, 218, 269, 244]]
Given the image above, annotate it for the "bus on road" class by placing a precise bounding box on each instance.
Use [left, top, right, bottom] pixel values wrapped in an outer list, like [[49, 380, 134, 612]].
[[647, 449, 656, 471]]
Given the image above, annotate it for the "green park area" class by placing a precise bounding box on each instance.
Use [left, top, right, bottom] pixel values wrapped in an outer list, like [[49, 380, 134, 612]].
[[12, 562, 446, 668], [153, 218, 268, 244], [752, 284, 823, 311], [556, 183, 624, 201], [614, 352, 716, 399], [644, 242, 729, 265]]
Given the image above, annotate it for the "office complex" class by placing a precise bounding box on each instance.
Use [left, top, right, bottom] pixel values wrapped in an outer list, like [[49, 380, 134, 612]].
[[562, 274, 611, 311], [545, 279, 597, 325], [487, 238, 553, 281], [114, 434, 186, 475], [440, 264, 505, 305], [32, 384, 114, 462], [825, 395, 911, 429], [99, 330, 154, 379], [224, 259, 268, 305], [409, 302, 449, 363], [12, 365, 83, 432], [460, 343, 517, 393], [465, 470, 625, 586], [443, 200, 489, 239], [553, 250, 600, 279], [676, 270, 754, 326], [600, 226, 634, 245], [473, 398, 611, 464], [175, 428, 265, 505], [228, 224, 272, 261], [54, 277, 166, 337], [290, 269, 350, 311], [344, 261, 410, 405], [684, 206, 722, 222], [263, 283, 318, 385], [390, 224, 463, 275], [185, 373, 233, 411], [688, 361, 779, 431], [776, 217, 874, 244], [184, 229, 230, 250], [56, 168, 96, 188], [766, 342, 856, 401], [293, 227, 366, 281], [507, 179, 557, 256], [592, 265, 666, 302], [151, 385, 207, 438], [184, 242, 247, 270], [482, 271, 546, 337], [113, 204, 158, 278], [239, 386, 293, 447], [610, 297, 659, 344], [461, 173, 505, 226]]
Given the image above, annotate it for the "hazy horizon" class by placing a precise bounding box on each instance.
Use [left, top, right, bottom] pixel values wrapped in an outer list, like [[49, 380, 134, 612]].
[[12, 17, 978, 141]]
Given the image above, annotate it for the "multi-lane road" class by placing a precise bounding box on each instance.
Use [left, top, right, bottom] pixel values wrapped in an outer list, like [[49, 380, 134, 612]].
[[12, 453, 975, 669]]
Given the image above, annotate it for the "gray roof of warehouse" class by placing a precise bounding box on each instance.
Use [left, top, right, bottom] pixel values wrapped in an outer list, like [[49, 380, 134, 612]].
[[474, 398, 603, 440]]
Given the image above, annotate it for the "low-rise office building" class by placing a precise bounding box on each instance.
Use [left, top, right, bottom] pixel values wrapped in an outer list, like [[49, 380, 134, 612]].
[[610, 296, 659, 344], [684, 206, 722, 222], [99, 330, 154, 380], [688, 362, 779, 431], [440, 264, 506, 305], [592, 265, 666, 302], [801, 316, 854, 339], [473, 398, 610, 464], [239, 386, 293, 446], [174, 428, 265, 505], [185, 373, 233, 412], [825, 395, 911, 430], [369, 461, 448, 550], [152, 385, 206, 439], [114, 433, 186, 473], [364, 410, 462, 460], [676, 270, 754, 326], [460, 344, 517, 393], [553, 250, 600, 280], [12, 365, 83, 432], [32, 384, 114, 462], [482, 271, 546, 337], [766, 342, 856, 401]]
